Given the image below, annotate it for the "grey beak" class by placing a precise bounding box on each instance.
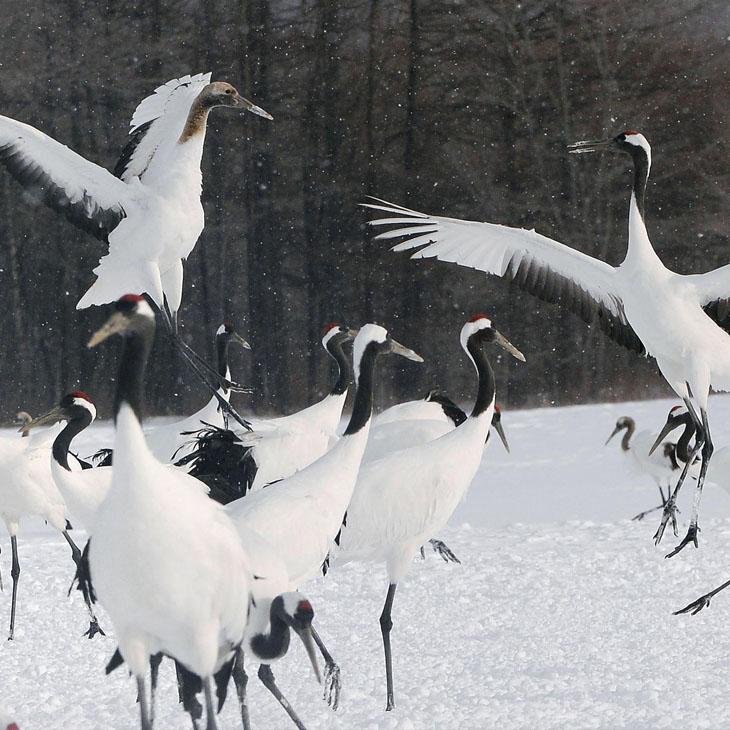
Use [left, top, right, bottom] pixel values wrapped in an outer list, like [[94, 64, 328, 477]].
[[649, 420, 679, 456], [493, 419, 510, 453], [567, 138, 612, 154], [232, 332, 252, 350], [294, 626, 322, 685], [20, 405, 66, 435], [494, 330, 526, 362], [388, 338, 424, 363], [234, 93, 273, 120], [605, 425, 621, 447]]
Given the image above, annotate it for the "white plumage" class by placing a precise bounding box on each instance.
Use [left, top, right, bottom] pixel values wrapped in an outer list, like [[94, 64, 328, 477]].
[[87, 295, 251, 730], [328, 316, 524, 711], [367, 131, 730, 555], [0, 73, 271, 318]]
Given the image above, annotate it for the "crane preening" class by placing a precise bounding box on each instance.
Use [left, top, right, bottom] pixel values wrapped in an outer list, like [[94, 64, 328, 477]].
[[366, 130, 730, 557], [0, 73, 272, 429]]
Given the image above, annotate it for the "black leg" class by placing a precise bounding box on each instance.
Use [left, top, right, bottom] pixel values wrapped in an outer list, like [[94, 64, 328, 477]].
[[138, 674, 153, 730], [666, 405, 713, 558], [8, 535, 20, 641], [310, 625, 341, 710], [204, 677, 219, 730], [231, 649, 251, 730], [379, 583, 397, 711], [654, 396, 703, 545], [257, 664, 309, 730], [674, 576, 730, 616], [62, 530, 104, 637], [150, 652, 163, 726]]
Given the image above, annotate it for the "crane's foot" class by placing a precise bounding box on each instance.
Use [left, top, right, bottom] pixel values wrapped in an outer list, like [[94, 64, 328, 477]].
[[632, 502, 675, 522], [665, 523, 700, 559], [84, 617, 106, 639], [674, 592, 712, 616], [429, 539, 461, 564], [653, 498, 678, 545], [323, 660, 342, 711]]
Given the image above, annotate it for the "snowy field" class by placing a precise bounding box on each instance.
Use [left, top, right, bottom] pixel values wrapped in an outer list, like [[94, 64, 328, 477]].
[[4, 395, 730, 729]]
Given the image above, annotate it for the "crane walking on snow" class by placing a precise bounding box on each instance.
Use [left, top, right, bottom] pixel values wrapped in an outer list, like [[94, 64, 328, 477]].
[[366, 130, 730, 558]]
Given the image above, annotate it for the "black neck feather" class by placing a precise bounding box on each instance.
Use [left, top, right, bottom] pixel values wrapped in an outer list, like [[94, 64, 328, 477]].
[[114, 325, 153, 424], [675, 416, 696, 465], [621, 419, 635, 452], [328, 337, 351, 396], [53, 410, 93, 471], [249, 611, 291, 662], [467, 336, 496, 419], [344, 343, 378, 436], [216, 335, 230, 380], [629, 147, 649, 221]]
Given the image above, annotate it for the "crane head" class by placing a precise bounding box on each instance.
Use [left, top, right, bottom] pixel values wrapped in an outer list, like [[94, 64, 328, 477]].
[[460, 315, 525, 362], [201, 81, 273, 120], [272, 593, 322, 684], [88, 295, 155, 348], [322, 322, 358, 349], [216, 322, 251, 350], [20, 392, 96, 435], [648, 405, 691, 455], [568, 131, 651, 164]]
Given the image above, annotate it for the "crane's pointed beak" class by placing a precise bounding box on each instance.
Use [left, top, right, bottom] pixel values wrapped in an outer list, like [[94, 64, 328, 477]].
[[88, 312, 129, 348], [234, 93, 273, 120], [493, 419, 510, 453], [293, 626, 322, 685], [567, 138, 612, 154], [494, 330, 526, 362], [231, 332, 252, 350], [20, 405, 66, 435], [605, 425, 621, 447], [388, 338, 424, 363], [649, 420, 679, 456], [345, 328, 359, 341]]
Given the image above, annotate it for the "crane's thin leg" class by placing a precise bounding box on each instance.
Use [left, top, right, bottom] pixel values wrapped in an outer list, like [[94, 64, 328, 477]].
[[310, 625, 341, 710], [61, 530, 104, 637], [654, 396, 703, 545], [203, 676, 220, 730], [231, 649, 251, 730], [429, 539, 461, 563], [137, 674, 153, 730], [149, 651, 163, 727], [667, 406, 713, 558], [674, 577, 730, 616], [380, 583, 398, 711], [159, 304, 250, 395], [8, 535, 20, 640], [257, 664, 309, 730]]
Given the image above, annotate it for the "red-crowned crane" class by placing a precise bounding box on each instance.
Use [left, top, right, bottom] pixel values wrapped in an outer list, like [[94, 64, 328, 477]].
[[327, 315, 524, 710], [366, 131, 730, 557]]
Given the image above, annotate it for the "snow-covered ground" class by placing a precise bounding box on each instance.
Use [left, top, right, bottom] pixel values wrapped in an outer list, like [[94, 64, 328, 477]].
[[3, 395, 730, 729]]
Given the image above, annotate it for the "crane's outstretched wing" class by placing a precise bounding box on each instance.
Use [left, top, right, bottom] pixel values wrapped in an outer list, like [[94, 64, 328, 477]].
[[114, 73, 212, 183], [365, 198, 646, 355], [0, 115, 128, 241], [684, 265, 730, 326]]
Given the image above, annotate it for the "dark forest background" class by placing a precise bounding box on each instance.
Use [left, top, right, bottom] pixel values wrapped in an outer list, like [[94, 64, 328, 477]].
[[0, 0, 728, 423]]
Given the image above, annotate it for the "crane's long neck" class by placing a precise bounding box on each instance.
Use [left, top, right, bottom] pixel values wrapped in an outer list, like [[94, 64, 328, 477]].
[[466, 338, 496, 419], [249, 611, 291, 663], [675, 417, 696, 465], [621, 419, 635, 451], [216, 335, 232, 395], [53, 413, 93, 471], [343, 345, 377, 436], [328, 339, 351, 396], [623, 147, 662, 269], [114, 328, 153, 424]]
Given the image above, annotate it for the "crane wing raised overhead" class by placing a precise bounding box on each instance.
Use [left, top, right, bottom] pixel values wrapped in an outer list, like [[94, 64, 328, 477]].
[[365, 198, 646, 355], [684, 264, 730, 326], [114, 73, 212, 183], [0, 115, 128, 241]]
